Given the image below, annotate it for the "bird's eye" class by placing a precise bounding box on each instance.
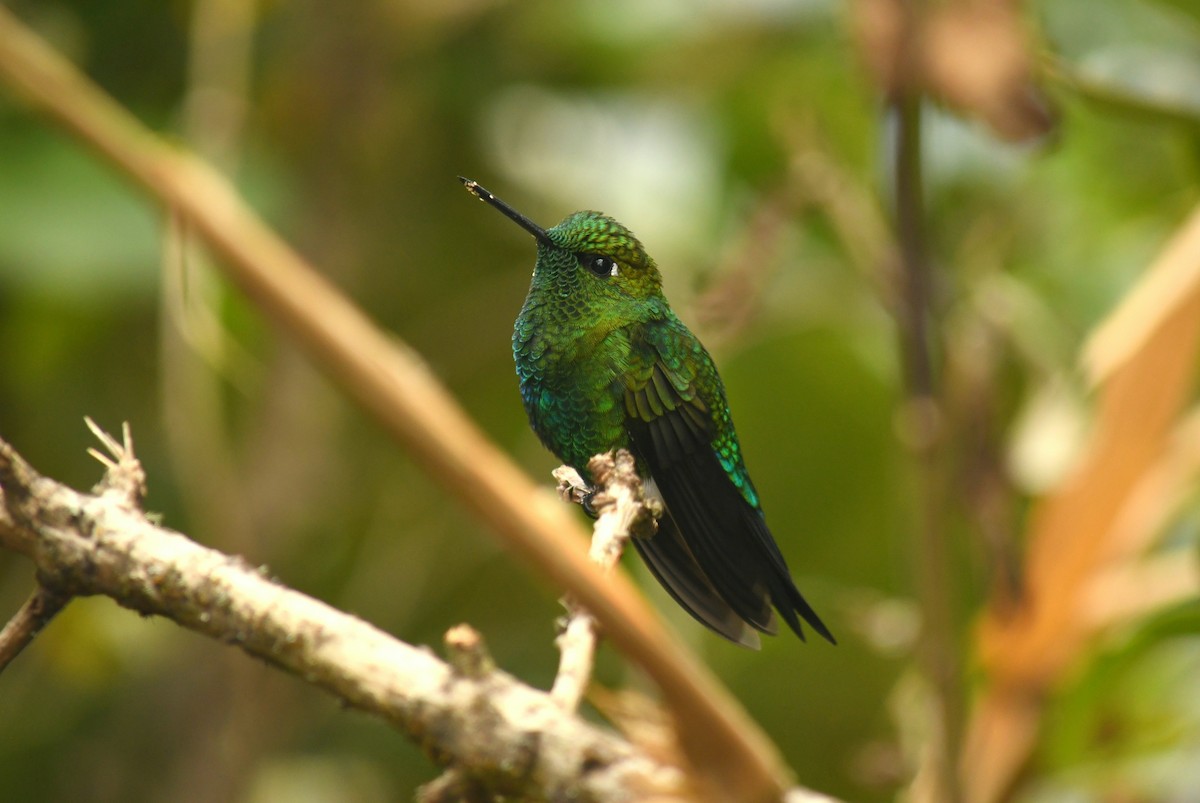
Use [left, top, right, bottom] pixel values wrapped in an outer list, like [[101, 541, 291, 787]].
[[579, 253, 618, 278]]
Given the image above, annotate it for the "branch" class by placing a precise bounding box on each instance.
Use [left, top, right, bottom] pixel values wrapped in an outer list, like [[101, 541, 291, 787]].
[[0, 584, 69, 672], [550, 451, 657, 713], [0, 428, 685, 802], [889, 10, 963, 801], [0, 9, 797, 801]]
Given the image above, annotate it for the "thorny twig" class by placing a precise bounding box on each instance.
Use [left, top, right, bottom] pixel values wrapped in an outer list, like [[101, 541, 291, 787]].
[[0, 423, 685, 802], [0, 417, 144, 673], [551, 451, 658, 712]]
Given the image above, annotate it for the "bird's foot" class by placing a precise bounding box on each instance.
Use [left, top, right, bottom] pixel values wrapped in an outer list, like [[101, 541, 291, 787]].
[[552, 465, 593, 509], [580, 489, 602, 519]]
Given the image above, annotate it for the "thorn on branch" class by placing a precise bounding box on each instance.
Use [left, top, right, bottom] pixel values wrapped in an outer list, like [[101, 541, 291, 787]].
[[417, 767, 493, 803], [444, 623, 495, 680], [0, 437, 38, 514], [84, 417, 146, 508]]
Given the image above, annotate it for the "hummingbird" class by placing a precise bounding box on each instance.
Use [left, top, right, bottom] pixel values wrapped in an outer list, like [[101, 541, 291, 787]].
[[461, 177, 834, 649]]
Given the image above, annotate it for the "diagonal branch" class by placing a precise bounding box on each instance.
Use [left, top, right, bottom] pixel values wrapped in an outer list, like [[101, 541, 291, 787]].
[[0, 584, 70, 673], [0, 429, 684, 802]]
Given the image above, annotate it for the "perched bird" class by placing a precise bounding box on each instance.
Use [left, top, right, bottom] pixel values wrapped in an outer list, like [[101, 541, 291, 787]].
[[461, 177, 833, 649]]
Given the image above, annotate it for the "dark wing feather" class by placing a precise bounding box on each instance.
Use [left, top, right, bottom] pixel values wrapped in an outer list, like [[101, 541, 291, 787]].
[[631, 513, 761, 648], [623, 343, 834, 645]]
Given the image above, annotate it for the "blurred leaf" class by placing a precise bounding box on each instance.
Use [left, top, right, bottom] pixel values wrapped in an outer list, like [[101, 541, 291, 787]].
[[0, 124, 160, 299], [1044, 0, 1200, 126]]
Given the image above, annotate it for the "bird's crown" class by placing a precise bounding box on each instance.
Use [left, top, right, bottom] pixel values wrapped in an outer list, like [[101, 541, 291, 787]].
[[547, 211, 651, 272]]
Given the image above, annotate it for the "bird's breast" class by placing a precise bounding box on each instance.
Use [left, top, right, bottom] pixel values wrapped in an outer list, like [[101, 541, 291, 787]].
[[512, 313, 632, 474]]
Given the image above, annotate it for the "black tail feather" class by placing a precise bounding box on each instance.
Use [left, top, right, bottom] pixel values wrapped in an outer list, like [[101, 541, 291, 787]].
[[632, 514, 763, 648], [630, 425, 834, 646]]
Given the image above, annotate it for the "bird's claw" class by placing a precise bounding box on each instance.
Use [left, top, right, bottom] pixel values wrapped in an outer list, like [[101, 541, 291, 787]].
[[581, 489, 602, 519]]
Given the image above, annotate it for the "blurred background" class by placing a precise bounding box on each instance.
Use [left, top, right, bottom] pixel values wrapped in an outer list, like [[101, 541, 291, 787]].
[[1, 0, 1199, 801]]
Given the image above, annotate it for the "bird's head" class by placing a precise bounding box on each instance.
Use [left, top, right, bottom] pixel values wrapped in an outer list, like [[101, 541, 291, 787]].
[[461, 178, 664, 306]]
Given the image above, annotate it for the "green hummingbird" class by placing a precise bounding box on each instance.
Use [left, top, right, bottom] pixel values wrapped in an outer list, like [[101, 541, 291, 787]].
[[461, 177, 833, 649]]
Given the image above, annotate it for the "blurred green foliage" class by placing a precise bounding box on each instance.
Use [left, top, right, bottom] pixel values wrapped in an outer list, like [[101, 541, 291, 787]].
[[1, 1, 1199, 801]]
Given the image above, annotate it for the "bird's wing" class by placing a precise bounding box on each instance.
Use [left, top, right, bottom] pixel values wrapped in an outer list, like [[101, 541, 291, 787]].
[[630, 512, 762, 648], [621, 322, 834, 644]]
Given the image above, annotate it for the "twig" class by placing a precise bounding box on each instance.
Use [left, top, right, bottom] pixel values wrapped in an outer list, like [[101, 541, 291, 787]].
[[84, 417, 147, 505], [444, 623, 497, 680], [416, 768, 493, 803], [550, 451, 657, 713], [584, 451, 658, 568], [0, 583, 69, 673], [890, 7, 963, 799], [552, 611, 603, 713], [0, 9, 796, 801], [783, 788, 844, 803], [0, 426, 683, 802]]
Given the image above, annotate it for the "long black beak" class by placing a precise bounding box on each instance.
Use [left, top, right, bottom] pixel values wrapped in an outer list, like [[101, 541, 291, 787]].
[[459, 177, 554, 248]]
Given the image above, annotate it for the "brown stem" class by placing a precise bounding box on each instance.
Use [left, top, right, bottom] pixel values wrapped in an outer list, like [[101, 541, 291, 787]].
[[0, 583, 70, 673], [891, 28, 963, 803]]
